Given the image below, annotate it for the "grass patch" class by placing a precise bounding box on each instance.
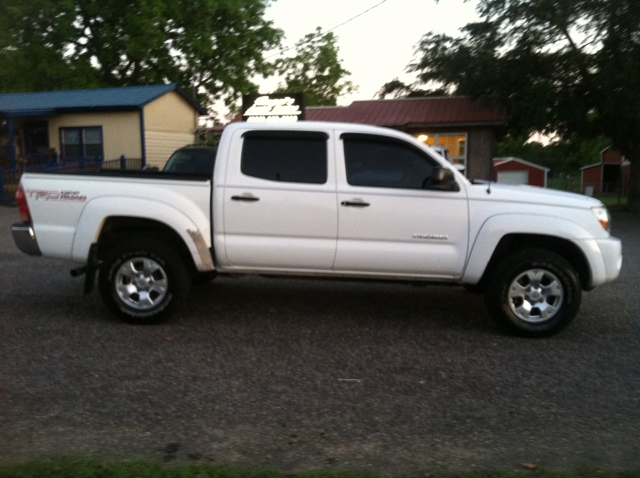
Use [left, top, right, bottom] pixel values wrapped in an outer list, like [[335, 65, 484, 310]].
[[0, 459, 639, 478], [0, 459, 279, 478], [595, 194, 627, 208], [547, 175, 582, 193]]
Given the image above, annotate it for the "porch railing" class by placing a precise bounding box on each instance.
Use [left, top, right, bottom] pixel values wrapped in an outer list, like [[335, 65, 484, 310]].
[[0, 155, 143, 203]]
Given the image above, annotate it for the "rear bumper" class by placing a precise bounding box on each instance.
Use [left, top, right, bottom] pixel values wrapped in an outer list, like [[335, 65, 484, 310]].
[[11, 222, 42, 256]]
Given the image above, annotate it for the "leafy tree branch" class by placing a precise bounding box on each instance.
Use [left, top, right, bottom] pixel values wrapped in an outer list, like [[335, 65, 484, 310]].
[[0, 0, 284, 110], [274, 27, 357, 106]]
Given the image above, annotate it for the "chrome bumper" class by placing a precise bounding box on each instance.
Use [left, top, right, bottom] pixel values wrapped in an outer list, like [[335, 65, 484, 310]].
[[11, 222, 42, 256]]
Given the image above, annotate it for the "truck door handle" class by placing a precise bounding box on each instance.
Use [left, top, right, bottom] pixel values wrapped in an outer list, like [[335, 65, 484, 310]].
[[341, 201, 370, 207], [231, 195, 260, 202]]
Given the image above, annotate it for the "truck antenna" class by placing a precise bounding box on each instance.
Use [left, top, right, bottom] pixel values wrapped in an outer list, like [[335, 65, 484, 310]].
[[487, 161, 494, 194]]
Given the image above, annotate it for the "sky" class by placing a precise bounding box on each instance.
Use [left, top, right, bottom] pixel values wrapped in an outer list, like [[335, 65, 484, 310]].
[[257, 0, 480, 105]]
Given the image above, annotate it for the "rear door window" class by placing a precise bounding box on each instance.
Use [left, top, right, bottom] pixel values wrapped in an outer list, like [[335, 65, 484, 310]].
[[241, 131, 328, 184]]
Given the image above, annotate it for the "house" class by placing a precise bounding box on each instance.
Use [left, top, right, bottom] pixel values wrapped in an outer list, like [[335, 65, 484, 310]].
[[492, 157, 549, 187], [0, 83, 207, 171], [304, 97, 507, 179], [581, 147, 631, 195]]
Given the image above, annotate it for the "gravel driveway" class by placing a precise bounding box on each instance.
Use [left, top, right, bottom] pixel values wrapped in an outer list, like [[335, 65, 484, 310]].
[[0, 205, 638, 474]]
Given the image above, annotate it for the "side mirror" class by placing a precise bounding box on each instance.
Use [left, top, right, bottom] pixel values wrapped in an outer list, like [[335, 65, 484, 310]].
[[429, 167, 459, 191]]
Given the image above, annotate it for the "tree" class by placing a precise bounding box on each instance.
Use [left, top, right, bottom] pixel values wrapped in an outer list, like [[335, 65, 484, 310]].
[[377, 78, 448, 99], [389, 0, 640, 210], [274, 27, 356, 106], [0, 0, 283, 108]]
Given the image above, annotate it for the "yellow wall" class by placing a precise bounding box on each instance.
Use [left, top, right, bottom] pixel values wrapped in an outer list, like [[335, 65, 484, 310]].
[[49, 111, 141, 160], [143, 91, 199, 168], [46, 90, 202, 168]]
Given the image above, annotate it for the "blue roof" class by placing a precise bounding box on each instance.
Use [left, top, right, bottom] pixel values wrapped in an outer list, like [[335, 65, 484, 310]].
[[0, 83, 207, 115]]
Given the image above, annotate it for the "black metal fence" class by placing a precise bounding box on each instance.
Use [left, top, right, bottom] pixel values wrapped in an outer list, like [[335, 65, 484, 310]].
[[0, 155, 143, 202]]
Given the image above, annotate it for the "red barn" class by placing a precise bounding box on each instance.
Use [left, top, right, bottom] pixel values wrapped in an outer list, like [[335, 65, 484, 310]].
[[581, 147, 630, 195], [492, 157, 549, 187]]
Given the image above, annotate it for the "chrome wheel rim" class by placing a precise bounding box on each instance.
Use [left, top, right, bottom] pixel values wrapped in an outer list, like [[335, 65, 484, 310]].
[[115, 257, 168, 310], [508, 268, 564, 323]]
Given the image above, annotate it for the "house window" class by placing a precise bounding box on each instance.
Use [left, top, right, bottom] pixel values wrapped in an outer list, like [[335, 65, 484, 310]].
[[60, 127, 104, 161], [417, 133, 467, 166]]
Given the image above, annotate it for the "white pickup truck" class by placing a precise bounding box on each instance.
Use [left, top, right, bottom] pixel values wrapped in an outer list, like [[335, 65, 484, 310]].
[[11, 121, 622, 337]]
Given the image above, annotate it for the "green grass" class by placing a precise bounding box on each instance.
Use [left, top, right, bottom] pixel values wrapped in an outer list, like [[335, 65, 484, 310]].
[[0, 459, 276, 478], [595, 194, 627, 208], [546, 175, 628, 208], [547, 176, 582, 193], [0, 459, 639, 478]]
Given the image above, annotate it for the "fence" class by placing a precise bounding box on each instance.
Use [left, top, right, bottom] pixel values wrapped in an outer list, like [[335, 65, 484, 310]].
[[0, 155, 143, 203]]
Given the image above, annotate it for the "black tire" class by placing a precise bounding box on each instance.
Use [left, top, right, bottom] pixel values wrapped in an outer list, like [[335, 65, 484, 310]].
[[484, 248, 582, 337], [98, 238, 191, 324], [192, 271, 217, 285], [463, 283, 484, 294]]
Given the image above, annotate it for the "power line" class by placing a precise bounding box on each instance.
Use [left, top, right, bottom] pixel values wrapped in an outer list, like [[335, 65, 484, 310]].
[[265, 0, 388, 59]]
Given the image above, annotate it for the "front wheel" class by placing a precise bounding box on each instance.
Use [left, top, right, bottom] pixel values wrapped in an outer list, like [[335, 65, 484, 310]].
[[484, 248, 582, 337], [98, 239, 191, 324]]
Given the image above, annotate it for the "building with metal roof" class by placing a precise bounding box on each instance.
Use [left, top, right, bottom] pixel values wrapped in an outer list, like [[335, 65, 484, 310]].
[[0, 83, 207, 172], [304, 97, 506, 179], [492, 157, 550, 187], [306, 97, 505, 127], [581, 147, 631, 196]]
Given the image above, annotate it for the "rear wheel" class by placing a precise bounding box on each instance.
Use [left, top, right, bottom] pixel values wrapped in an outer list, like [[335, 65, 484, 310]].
[[484, 248, 581, 337], [98, 238, 191, 324]]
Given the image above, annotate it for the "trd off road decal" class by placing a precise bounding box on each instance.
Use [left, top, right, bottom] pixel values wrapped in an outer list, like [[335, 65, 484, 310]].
[[26, 190, 87, 202]]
